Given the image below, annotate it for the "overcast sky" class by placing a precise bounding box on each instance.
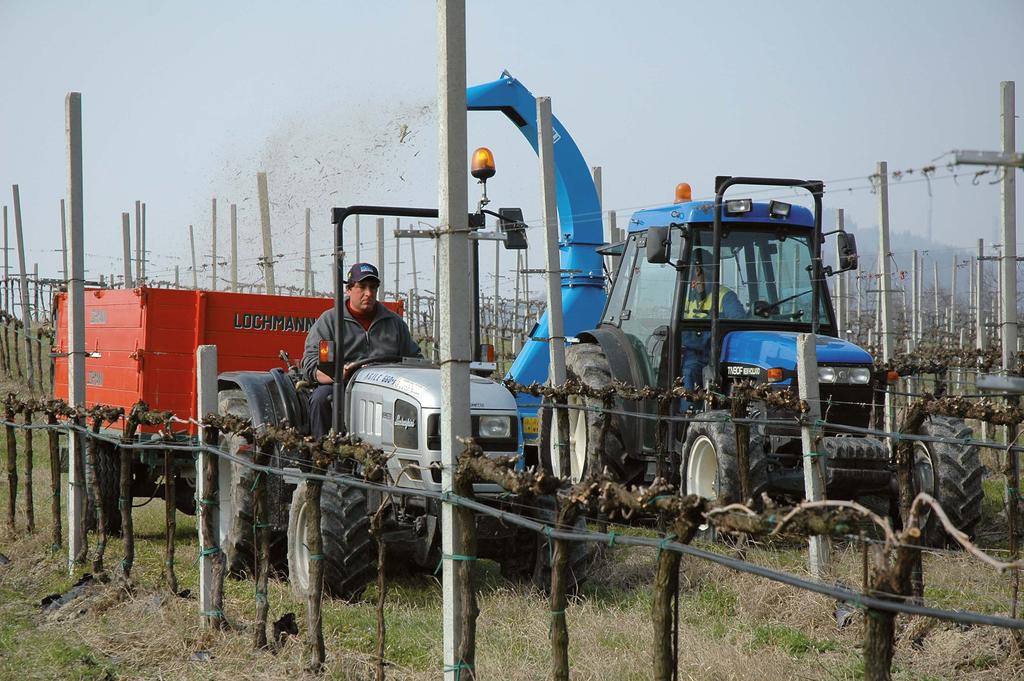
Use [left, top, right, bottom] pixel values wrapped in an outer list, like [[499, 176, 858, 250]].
[[1, 1, 1021, 292]]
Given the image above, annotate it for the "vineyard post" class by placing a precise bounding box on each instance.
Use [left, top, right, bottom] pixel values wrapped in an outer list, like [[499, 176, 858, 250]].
[[134, 201, 142, 283], [438, 3, 474, 675], [121, 213, 133, 288], [976, 239, 987, 351], [163, 446, 177, 594], [910, 249, 919, 349], [119, 408, 142, 582], [304, 207, 311, 296], [835, 209, 847, 338], [376, 217, 385, 290], [512, 251, 521, 355], [196, 345, 226, 629], [210, 198, 217, 291], [13, 184, 35, 389], [394, 218, 401, 302], [230, 203, 238, 292], [796, 333, 830, 578], [141, 202, 146, 282], [932, 260, 940, 336], [257, 171, 276, 293], [87, 417, 108, 576], [949, 254, 958, 337], [46, 410, 61, 550], [492, 240, 500, 347], [174, 265, 179, 289], [5, 401, 17, 530], [252, 440, 272, 649], [410, 227, 420, 335], [189, 225, 197, 290], [65, 92, 86, 573], [23, 406, 33, 533], [876, 162, 897, 453]]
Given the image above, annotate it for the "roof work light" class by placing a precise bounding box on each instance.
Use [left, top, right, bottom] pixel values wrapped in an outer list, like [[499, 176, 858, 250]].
[[724, 198, 752, 215], [768, 200, 792, 219]]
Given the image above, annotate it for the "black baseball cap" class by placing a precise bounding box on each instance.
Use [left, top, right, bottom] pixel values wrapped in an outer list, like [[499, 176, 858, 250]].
[[346, 262, 380, 284]]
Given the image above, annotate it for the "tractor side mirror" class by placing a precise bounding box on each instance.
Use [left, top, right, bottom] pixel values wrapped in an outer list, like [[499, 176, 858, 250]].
[[646, 226, 671, 264], [498, 208, 528, 250], [837, 232, 858, 272]]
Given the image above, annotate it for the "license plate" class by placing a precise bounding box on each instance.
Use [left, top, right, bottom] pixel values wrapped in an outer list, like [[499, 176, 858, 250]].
[[522, 416, 539, 436]]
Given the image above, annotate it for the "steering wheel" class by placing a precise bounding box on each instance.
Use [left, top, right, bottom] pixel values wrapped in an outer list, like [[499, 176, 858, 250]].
[[345, 354, 404, 374]]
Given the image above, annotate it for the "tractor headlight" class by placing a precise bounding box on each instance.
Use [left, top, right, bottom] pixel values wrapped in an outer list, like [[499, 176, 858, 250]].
[[818, 366, 837, 383], [478, 415, 512, 439], [850, 367, 872, 384]]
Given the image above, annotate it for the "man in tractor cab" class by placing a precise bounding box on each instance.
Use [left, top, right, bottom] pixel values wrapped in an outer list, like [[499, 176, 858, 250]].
[[301, 262, 422, 438], [681, 248, 746, 404]]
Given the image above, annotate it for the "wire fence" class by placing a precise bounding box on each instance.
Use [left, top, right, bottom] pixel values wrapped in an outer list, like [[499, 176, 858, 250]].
[[2, 372, 1024, 680]]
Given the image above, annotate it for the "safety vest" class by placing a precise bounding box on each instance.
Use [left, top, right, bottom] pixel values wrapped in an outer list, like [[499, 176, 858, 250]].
[[684, 286, 734, 319]]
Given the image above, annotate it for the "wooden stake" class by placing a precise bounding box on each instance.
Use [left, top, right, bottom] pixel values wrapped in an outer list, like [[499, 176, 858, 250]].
[[46, 410, 61, 550], [5, 401, 17, 530], [164, 448, 178, 595], [253, 441, 272, 649], [87, 417, 107, 576], [304, 479, 326, 671], [373, 500, 387, 681], [119, 408, 142, 582], [549, 502, 576, 681], [23, 405, 33, 533]]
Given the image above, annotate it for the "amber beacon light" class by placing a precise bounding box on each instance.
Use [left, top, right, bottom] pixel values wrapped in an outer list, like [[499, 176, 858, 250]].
[[675, 182, 692, 202], [471, 147, 496, 181]]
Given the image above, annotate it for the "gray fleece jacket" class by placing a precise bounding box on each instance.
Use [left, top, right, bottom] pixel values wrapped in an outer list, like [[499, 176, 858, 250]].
[[301, 300, 422, 382]]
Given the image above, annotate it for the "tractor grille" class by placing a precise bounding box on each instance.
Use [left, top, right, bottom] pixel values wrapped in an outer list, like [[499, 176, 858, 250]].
[[818, 384, 873, 431]]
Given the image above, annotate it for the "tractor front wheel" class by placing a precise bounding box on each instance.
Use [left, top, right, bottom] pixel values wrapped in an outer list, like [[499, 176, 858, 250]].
[[681, 413, 768, 505]]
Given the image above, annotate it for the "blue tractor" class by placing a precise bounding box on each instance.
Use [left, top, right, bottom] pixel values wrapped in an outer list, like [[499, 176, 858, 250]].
[[475, 73, 984, 544]]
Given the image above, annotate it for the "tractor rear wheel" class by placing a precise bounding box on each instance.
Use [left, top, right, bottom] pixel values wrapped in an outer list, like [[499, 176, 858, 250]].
[[912, 416, 984, 547], [287, 479, 376, 601], [681, 413, 768, 505], [539, 343, 644, 485]]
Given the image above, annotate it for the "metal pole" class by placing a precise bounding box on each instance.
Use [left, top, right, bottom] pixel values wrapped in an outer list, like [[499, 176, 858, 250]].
[[60, 199, 68, 284], [876, 162, 896, 442], [437, 1, 471, 675], [121, 213, 134, 288], [977, 239, 987, 350], [210, 198, 217, 291], [304, 208, 312, 296], [1000, 81, 1017, 373], [66, 92, 86, 572], [256, 172, 276, 293], [376, 217, 385, 294], [189, 225, 198, 290], [12, 185, 34, 387], [230, 203, 238, 292], [834, 209, 846, 338], [797, 333, 830, 578]]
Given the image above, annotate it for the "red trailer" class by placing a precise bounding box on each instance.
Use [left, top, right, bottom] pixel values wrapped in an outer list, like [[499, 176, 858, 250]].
[[53, 287, 402, 434]]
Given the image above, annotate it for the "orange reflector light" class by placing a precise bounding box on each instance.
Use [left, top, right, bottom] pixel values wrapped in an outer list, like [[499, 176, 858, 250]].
[[471, 147, 496, 181], [766, 367, 784, 382], [887, 370, 900, 383], [675, 182, 692, 203], [319, 339, 333, 363], [478, 343, 495, 363]]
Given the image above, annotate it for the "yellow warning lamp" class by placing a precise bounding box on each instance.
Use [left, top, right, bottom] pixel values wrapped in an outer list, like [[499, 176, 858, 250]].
[[471, 147, 496, 181], [675, 182, 692, 203]]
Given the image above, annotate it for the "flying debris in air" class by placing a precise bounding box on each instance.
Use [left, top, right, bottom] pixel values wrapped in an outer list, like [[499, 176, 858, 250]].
[[399, 124, 411, 144]]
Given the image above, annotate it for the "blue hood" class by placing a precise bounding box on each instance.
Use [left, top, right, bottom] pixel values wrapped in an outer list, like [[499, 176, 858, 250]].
[[721, 331, 872, 369]]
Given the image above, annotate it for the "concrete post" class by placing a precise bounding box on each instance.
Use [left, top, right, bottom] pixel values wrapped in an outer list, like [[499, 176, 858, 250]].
[[230, 204, 238, 292], [394, 218, 401, 299], [12, 184, 34, 386], [189, 225, 198, 290], [376, 217, 385, 294], [910, 250, 919, 347], [174, 265, 179, 288], [141, 202, 146, 282], [538, 97, 567, 388], [1000, 81, 1017, 373], [876, 162, 896, 442], [932, 260, 940, 336], [409, 228, 419, 332], [977, 239, 987, 350], [195, 345, 218, 625], [65, 93, 86, 572], [121, 213, 134, 288], [304, 208, 312, 296], [135, 200, 142, 283], [437, 1, 472, 674], [492, 240, 500, 348], [797, 333, 829, 578], [210, 198, 217, 291], [834, 209, 846, 338], [949, 254, 958, 336], [2, 206, 6, 313], [256, 172, 276, 293]]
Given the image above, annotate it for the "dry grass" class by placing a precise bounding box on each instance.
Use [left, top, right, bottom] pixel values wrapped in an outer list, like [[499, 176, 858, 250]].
[[3, 417, 1024, 679]]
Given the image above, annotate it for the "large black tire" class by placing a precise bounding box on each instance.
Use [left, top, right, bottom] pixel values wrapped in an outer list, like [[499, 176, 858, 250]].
[[216, 389, 258, 576], [681, 412, 768, 505], [287, 479, 376, 601], [499, 495, 592, 594], [538, 343, 645, 485], [912, 416, 984, 547], [85, 440, 122, 536]]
